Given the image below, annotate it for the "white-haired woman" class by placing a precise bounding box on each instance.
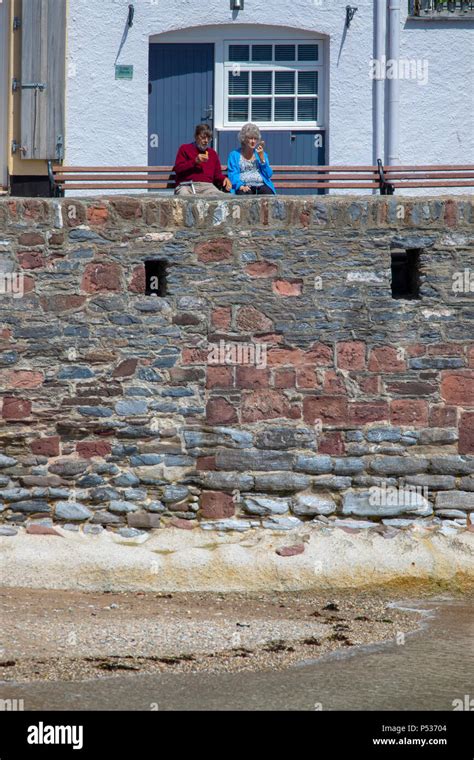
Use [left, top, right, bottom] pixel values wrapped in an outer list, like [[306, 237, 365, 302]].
[[227, 123, 276, 195]]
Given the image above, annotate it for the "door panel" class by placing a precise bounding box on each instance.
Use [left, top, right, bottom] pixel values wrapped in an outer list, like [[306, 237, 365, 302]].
[[148, 43, 214, 168]]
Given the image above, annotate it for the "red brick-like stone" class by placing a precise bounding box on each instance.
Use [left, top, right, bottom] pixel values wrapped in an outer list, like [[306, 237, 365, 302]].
[[306, 343, 333, 367], [444, 199, 457, 228], [385, 380, 437, 397], [390, 399, 429, 426], [368, 346, 406, 372], [2, 397, 32, 420], [18, 251, 45, 269], [429, 404, 458, 428], [267, 347, 306, 367], [211, 307, 231, 330], [76, 441, 112, 458], [18, 231, 44, 246], [129, 264, 146, 294], [112, 359, 138, 378], [349, 402, 389, 425], [197, 456, 216, 471], [245, 261, 278, 278], [182, 347, 209, 365], [459, 412, 474, 454], [467, 346, 474, 369], [318, 432, 345, 455], [296, 367, 321, 389], [200, 491, 235, 519], [323, 371, 347, 395], [111, 199, 143, 220], [206, 397, 238, 425], [441, 371, 474, 407], [273, 368, 296, 388], [303, 396, 349, 425], [427, 343, 464, 356], [406, 344, 426, 357], [82, 262, 122, 293], [49, 232, 65, 246], [336, 341, 366, 370], [196, 238, 233, 263], [87, 204, 109, 225], [276, 543, 305, 557], [235, 366, 269, 389], [23, 275, 35, 294], [242, 390, 300, 423], [236, 305, 273, 333], [31, 436, 61, 457], [169, 517, 195, 530], [0, 370, 44, 389], [272, 279, 302, 296], [40, 294, 87, 313], [26, 524, 62, 536], [207, 366, 234, 389], [355, 375, 381, 395]]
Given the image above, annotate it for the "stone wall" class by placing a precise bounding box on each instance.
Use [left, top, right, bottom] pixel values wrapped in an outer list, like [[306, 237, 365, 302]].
[[0, 195, 473, 540]]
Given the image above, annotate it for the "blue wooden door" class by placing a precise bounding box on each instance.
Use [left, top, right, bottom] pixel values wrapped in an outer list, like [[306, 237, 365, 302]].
[[216, 129, 326, 194], [148, 44, 214, 167]]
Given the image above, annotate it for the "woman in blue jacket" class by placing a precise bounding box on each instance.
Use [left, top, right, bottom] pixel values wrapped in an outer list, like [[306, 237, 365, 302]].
[[227, 123, 276, 195]]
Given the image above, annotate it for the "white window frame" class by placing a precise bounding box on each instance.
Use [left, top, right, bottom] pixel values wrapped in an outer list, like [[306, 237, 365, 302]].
[[223, 39, 324, 129]]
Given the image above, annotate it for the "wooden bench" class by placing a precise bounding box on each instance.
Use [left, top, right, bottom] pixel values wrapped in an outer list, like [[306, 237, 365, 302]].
[[48, 161, 474, 196]]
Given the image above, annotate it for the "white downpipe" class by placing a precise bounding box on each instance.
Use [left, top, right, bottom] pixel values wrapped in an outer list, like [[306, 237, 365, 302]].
[[374, 0, 386, 167], [387, 0, 401, 166]]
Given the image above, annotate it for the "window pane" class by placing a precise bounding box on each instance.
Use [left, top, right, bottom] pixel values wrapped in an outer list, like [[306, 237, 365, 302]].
[[252, 71, 272, 95], [275, 98, 295, 121], [275, 44, 295, 61], [229, 70, 249, 95], [298, 71, 318, 95], [252, 44, 272, 62], [298, 44, 319, 61], [275, 71, 295, 94], [251, 99, 272, 121], [228, 44, 250, 62], [297, 98, 318, 121], [229, 99, 249, 122]]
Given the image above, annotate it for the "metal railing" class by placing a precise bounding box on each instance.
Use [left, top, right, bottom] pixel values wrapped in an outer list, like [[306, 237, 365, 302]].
[[409, 0, 474, 15]]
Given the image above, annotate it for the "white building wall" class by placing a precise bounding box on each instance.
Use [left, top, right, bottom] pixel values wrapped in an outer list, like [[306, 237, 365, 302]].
[[0, 0, 10, 189], [65, 0, 474, 194]]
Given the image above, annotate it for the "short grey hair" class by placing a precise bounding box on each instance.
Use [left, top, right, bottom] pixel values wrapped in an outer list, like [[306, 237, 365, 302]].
[[238, 123, 261, 144]]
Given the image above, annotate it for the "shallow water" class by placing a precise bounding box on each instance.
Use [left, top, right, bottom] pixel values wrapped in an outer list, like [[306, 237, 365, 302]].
[[1, 596, 473, 711]]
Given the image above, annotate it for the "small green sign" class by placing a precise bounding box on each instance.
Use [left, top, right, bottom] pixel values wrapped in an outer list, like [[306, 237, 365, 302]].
[[115, 65, 134, 80]]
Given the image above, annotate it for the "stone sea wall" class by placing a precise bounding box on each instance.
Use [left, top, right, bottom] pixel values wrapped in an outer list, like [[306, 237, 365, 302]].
[[0, 195, 473, 541]]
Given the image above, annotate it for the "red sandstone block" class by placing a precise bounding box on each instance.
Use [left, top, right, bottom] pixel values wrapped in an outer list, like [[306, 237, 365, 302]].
[[18, 251, 45, 269], [323, 370, 347, 395], [245, 261, 278, 277], [303, 396, 349, 425], [200, 491, 235, 519], [296, 367, 321, 389], [241, 390, 300, 423], [276, 543, 305, 557], [197, 456, 216, 471], [429, 405, 458, 427], [349, 402, 389, 425], [318, 431, 345, 455], [267, 347, 306, 366], [390, 399, 429, 426], [49, 232, 65, 246], [195, 239, 233, 263], [211, 307, 231, 330], [40, 294, 87, 313], [406, 344, 426, 358], [459, 412, 474, 454], [169, 517, 195, 530], [468, 347, 474, 369], [336, 341, 366, 370], [305, 342, 333, 366], [26, 524, 62, 536], [129, 264, 146, 294], [76, 441, 112, 458], [368, 346, 406, 372], [236, 305, 273, 333], [0, 370, 44, 389], [207, 366, 234, 389], [18, 231, 44, 246], [87, 204, 109, 225], [441, 371, 474, 406], [273, 368, 296, 388], [31, 436, 60, 457], [111, 199, 143, 220], [206, 397, 238, 425], [112, 359, 138, 378], [182, 347, 208, 364], [444, 199, 457, 227], [272, 279, 302, 297], [23, 276, 35, 294], [82, 262, 122, 293], [2, 397, 32, 420], [235, 366, 269, 389], [355, 375, 381, 395], [427, 343, 464, 356]]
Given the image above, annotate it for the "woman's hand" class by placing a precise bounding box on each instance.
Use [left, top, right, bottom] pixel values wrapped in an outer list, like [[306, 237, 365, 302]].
[[256, 144, 265, 163], [240, 185, 251, 193]]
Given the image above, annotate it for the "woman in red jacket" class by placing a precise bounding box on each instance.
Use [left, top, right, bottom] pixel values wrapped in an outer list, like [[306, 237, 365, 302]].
[[174, 124, 232, 196]]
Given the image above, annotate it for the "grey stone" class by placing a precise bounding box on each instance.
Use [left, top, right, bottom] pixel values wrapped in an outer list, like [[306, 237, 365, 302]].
[[254, 427, 316, 450], [48, 460, 88, 478], [10, 500, 50, 513], [161, 485, 189, 504], [83, 524, 104, 534], [253, 473, 310, 493], [418, 428, 458, 445], [430, 456, 474, 475], [115, 400, 149, 417], [57, 366, 95, 380], [91, 511, 123, 525], [0, 455, 17, 468], [292, 494, 336, 516], [333, 518, 380, 530], [391, 234, 435, 249], [366, 427, 401, 443], [381, 518, 420, 528], [0, 527, 18, 536], [199, 472, 254, 492], [118, 527, 146, 538], [146, 501, 166, 513], [242, 496, 290, 516], [312, 476, 352, 490], [215, 448, 294, 472], [403, 475, 456, 490], [55, 501, 93, 521], [435, 492, 474, 511], [0, 489, 30, 502], [342, 489, 432, 518], [332, 458, 365, 475], [90, 487, 121, 503], [435, 509, 467, 519], [295, 455, 333, 474], [109, 500, 139, 514], [370, 457, 429, 476], [262, 516, 302, 530], [201, 519, 255, 532], [127, 512, 161, 529], [112, 472, 140, 487], [459, 476, 474, 491], [130, 454, 163, 466]]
